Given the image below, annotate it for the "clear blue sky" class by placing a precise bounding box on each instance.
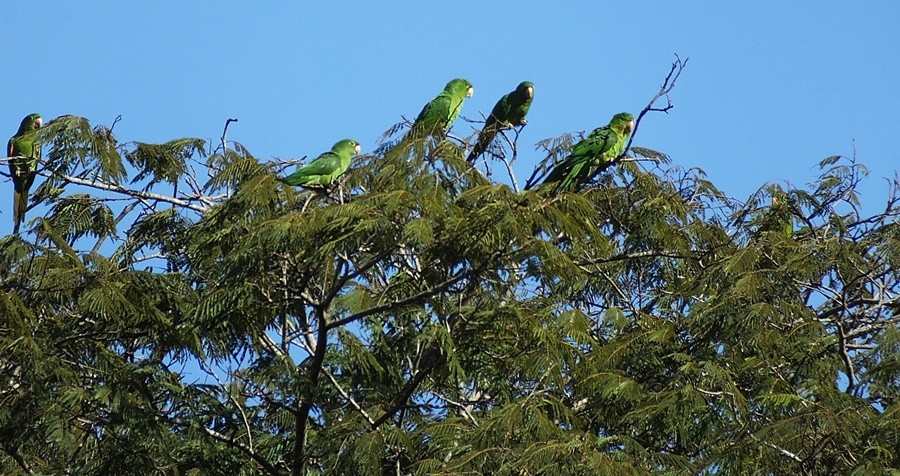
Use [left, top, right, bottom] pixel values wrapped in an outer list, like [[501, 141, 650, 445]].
[[4, 2, 899, 235]]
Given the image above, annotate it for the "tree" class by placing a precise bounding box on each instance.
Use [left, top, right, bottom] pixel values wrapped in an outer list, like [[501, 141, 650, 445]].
[[3, 60, 900, 475]]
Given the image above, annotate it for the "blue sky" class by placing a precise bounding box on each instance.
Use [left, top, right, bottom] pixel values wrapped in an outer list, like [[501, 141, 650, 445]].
[[4, 3, 899, 235]]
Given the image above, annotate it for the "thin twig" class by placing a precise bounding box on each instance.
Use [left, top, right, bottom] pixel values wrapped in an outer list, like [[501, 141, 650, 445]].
[[323, 368, 376, 426], [498, 127, 521, 192], [626, 54, 689, 153], [197, 359, 256, 453], [221, 117, 238, 155], [434, 393, 479, 426], [109, 115, 123, 135]]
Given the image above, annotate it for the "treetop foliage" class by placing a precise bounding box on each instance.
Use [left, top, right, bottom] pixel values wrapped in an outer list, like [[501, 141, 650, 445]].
[[3, 60, 900, 475]]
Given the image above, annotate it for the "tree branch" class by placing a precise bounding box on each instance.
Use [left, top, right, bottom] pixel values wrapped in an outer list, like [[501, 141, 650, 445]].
[[434, 392, 479, 426], [626, 54, 689, 154], [1, 444, 34, 475], [370, 348, 438, 429], [294, 306, 328, 476], [45, 171, 208, 213], [161, 416, 282, 475], [326, 271, 472, 330], [322, 368, 376, 427], [497, 127, 522, 192], [220, 118, 238, 155]]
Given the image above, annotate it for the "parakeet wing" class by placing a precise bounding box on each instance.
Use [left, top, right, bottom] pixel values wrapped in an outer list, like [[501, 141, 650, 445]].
[[572, 126, 614, 160], [414, 95, 451, 132], [292, 152, 342, 177]]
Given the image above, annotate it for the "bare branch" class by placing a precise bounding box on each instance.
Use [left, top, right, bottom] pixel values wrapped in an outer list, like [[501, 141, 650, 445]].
[[322, 368, 376, 427], [434, 392, 479, 426], [750, 432, 803, 463], [220, 117, 238, 155], [109, 114, 123, 135], [497, 127, 522, 192], [1, 444, 34, 475], [197, 359, 256, 453], [44, 170, 209, 213], [626, 54, 689, 154]]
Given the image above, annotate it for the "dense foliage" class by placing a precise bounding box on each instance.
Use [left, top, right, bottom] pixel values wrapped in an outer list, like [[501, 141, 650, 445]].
[[2, 110, 900, 476]]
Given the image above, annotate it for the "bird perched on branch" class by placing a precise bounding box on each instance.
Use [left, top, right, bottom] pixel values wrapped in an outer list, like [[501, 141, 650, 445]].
[[282, 139, 361, 189], [540, 112, 634, 193], [406, 78, 474, 142], [8, 113, 42, 234], [467, 81, 533, 163]]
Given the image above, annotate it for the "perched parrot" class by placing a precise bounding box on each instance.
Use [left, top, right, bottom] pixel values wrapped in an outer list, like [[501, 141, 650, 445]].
[[762, 192, 794, 237], [282, 139, 361, 188], [403, 78, 474, 143], [8, 113, 42, 234], [540, 112, 634, 193], [466, 81, 533, 163]]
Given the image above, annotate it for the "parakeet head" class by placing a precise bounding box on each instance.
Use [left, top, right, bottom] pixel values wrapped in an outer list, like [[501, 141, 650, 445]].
[[16, 113, 42, 135], [446, 78, 474, 98], [610, 112, 635, 135], [333, 139, 361, 155], [517, 81, 534, 99], [769, 186, 789, 207]]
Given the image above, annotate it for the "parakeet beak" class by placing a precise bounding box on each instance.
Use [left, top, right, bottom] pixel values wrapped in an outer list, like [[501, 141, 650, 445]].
[[526, 86, 534, 99], [626, 120, 635, 134], [354, 144, 361, 154], [466, 87, 474, 98], [35, 118, 43, 128]]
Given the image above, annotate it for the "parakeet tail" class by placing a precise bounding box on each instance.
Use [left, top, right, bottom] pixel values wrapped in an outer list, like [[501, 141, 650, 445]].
[[12, 190, 27, 234], [466, 128, 497, 164]]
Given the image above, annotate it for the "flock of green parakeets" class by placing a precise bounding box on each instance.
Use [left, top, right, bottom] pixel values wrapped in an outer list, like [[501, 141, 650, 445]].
[[282, 78, 634, 194], [5, 79, 634, 233]]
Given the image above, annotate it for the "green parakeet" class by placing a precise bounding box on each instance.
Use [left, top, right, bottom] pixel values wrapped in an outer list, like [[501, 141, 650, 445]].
[[404, 78, 474, 143], [762, 192, 795, 237], [282, 139, 361, 188], [466, 81, 533, 163], [540, 112, 634, 193], [8, 113, 42, 234]]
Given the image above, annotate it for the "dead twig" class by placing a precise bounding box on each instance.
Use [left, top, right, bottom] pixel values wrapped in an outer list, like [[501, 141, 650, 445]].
[[626, 54, 689, 153]]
